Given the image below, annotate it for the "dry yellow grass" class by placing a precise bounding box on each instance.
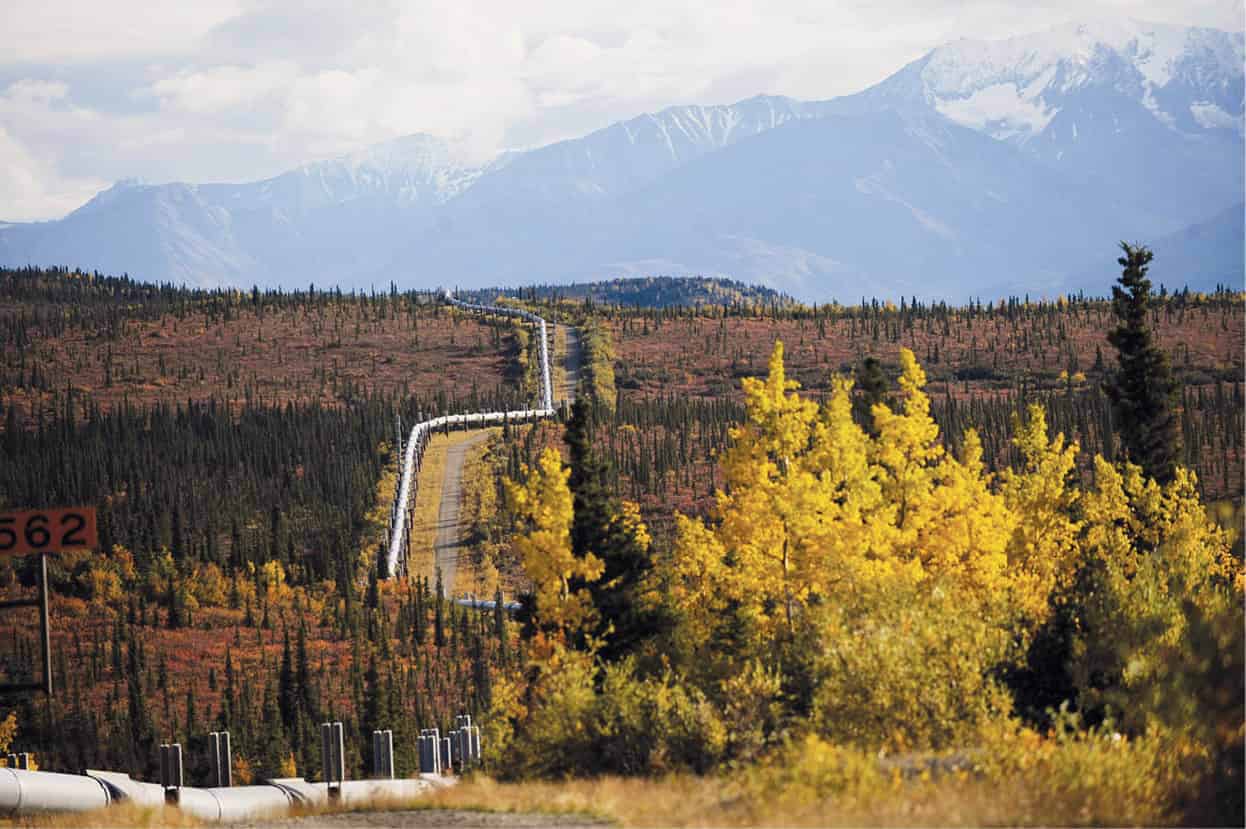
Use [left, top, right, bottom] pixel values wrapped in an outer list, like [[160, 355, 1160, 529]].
[[407, 430, 479, 582], [551, 323, 567, 405], [5, 802, 202, 828], [409, 769, 1179, 828], [0, 757, 1184, 829]]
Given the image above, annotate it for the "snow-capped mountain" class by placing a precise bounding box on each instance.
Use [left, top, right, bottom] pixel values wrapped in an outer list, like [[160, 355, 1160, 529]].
[[200, 133, 500, 214], [455, 95, 823, 209], [1, 134, 500, 285], [1, 20, 1241, 300], [846, 19, 1245, 238], [893, 20, 1243, 143]]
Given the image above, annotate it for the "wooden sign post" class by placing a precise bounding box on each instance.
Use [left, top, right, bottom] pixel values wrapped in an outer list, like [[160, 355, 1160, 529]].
[[0, 507, 99, 696]]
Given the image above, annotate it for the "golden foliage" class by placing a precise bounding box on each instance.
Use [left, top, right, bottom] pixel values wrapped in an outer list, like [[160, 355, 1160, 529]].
[[0, 711, 17, 754], [659, 340, 1241, 750], [507, 447, 603, 640]]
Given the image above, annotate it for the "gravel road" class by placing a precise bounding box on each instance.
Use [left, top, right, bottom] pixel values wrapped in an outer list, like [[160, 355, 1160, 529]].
[[561, 325, 580, 405], [434, 431, 491, 596]]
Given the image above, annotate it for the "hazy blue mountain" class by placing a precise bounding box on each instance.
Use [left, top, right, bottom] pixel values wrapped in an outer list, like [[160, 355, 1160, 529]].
[[454, 95, 822, 210], [0, 134, 496, 286], [0, 181, 259, 288], [1063, 202, 1245, 295], [395, 109, 1161, 300], [1, 19, 1240, 300]]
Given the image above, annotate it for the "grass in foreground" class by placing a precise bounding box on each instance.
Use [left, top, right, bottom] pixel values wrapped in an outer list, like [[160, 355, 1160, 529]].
[[412, 769, 1174, 828]]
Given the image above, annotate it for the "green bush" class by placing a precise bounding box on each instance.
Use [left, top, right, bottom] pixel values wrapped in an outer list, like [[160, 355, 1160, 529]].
[[508, 651, 725, 778], [811, 581, 1012, 751]]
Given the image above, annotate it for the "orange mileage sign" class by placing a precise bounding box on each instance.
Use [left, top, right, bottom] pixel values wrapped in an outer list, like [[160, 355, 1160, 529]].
[[0, 507, 98, 557]]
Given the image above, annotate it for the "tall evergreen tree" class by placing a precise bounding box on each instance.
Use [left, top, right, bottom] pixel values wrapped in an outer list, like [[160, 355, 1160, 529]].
[[1104, 243, 1181, 483], [565, 397, 661, 662], [853, 356, 888, 433], [433, 569, 446, 649]]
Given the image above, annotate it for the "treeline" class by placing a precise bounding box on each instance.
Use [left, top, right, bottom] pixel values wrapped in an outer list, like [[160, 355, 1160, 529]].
[[459, 276, 795, 309]]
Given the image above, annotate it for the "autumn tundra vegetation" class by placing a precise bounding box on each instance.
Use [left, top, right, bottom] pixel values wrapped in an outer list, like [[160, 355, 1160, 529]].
[[0, 250, 1241, 826]]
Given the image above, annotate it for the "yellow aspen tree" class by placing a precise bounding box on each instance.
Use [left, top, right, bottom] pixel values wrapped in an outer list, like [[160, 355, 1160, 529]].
[[507, 447, 603, 640], [911, 430, 1014, 598], [803, 375, 889, 590], [716, 340, 821, 635], [1001, 404, 1082, 624], [663, 513, 734, 666], [870, 348, 943, 556]]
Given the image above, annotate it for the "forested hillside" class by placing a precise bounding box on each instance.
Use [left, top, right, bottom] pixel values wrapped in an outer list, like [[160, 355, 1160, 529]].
[[0, 267, 1240, 825], [459, 277, 794, 310], [0, 266, 538, 780]]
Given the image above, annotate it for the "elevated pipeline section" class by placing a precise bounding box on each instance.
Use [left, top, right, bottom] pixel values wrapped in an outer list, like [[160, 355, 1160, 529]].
[[384, 293, 558, 581], [0, 768, 450, 821]]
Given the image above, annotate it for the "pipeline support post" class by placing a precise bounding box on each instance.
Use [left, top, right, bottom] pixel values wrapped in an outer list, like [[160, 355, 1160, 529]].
[[159, 743, 183, 804], [209, 731, 232, 787], [320, 722, 345, 799], [371, 729, 394, 779]]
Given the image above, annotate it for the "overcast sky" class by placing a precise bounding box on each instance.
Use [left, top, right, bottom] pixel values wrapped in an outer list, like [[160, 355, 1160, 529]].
[[1, 0, 1240, 221]]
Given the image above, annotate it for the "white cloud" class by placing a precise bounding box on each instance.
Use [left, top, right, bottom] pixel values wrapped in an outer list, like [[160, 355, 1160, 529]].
[[1, 0, 242, 63], [0, 125, 108, 220], [147, 61, 299, 114], [0, 0, 1240, 219]]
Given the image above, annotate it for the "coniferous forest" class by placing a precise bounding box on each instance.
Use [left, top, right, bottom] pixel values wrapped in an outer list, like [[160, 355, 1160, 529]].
[[0, 263, 1242, 826]]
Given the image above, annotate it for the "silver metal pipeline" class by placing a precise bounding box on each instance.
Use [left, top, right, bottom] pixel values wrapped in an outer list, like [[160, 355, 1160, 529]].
[[0, 768, 112, 814], [0, 769, 454, 822], [383, 292, 559, 579], [454, 595, 522, 612]]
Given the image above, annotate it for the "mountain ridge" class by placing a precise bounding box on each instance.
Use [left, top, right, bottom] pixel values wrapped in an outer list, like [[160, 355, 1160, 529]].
[[2, 18, 1240, 300]]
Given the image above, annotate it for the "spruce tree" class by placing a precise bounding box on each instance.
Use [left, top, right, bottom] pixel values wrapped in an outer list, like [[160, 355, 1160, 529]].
[[1104, 243, 1181, 483], [565, 398, 661, 661], [433, 569, 446, 649], [853, 356, 888, 433]]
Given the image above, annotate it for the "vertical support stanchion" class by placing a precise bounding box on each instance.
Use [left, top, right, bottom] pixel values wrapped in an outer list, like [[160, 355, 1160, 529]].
[[160, 743, 183, 804], [333, 721, 345, 788], [220, 730, 232, 787], [321, 722, 345, 799], [209, 732, 221, 786], [37, 553, 52, 696]]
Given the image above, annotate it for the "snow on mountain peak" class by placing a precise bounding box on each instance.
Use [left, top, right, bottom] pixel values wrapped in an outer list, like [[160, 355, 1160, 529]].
[[916, 19, 1244, 142]]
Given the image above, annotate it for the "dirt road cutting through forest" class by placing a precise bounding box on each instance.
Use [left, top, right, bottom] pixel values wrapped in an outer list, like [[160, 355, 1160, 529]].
[[434, 430, 490, 596], [425, 322, 580, 595], [561, 324, 580, 404]]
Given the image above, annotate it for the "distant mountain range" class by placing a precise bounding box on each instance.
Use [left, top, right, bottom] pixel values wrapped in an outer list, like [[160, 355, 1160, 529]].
[[2, 19, 1241, 301]]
